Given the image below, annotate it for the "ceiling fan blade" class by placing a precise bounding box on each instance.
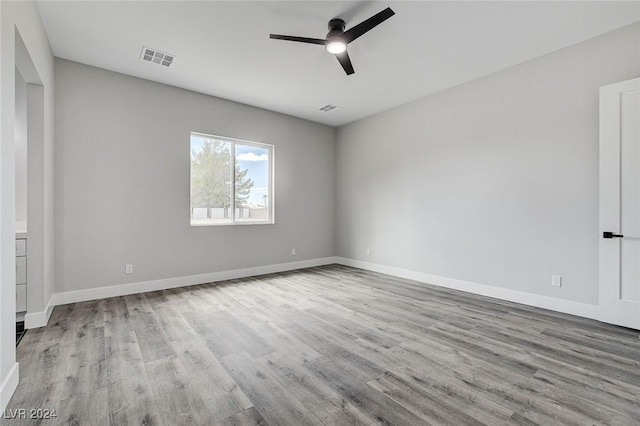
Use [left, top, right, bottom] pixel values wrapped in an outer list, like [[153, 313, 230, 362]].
[[343, 7, 395, 44], [335, 51, 355, 75], [269, 34, 326, 45]]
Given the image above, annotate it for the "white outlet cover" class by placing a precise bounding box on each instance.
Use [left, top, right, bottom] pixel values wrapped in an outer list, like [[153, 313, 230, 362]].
[[552, 275, 562, 287], [125, 264, 133, 274]]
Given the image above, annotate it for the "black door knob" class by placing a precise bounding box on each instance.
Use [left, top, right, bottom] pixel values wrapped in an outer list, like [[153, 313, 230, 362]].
[[603, 231, 624, 239]]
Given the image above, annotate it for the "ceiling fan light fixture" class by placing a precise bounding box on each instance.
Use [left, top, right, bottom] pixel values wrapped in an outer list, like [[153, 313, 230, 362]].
[[326, 40, 347, 54]]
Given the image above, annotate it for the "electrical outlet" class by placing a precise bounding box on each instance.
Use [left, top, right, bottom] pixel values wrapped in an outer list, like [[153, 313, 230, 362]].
[[552, 275, 562, 287], [291, 248, 296, 256], [366, 248, 371, 256], [125, 264, 133, 274]]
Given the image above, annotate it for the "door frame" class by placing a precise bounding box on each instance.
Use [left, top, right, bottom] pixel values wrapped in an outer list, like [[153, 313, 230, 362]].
[[599, 76, 640, 329]]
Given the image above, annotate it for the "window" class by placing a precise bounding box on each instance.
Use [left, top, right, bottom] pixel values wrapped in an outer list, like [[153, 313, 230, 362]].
[[190, 132, 274, 226]]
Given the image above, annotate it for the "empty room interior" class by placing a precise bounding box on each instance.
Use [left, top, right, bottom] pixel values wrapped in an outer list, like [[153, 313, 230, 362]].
[[2, 0, 640, 424]]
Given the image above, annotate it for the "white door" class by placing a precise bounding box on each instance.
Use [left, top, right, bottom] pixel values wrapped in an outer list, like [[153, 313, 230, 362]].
[[599, 77, 640, 329]]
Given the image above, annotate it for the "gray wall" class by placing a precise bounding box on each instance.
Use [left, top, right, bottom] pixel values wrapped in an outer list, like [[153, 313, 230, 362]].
[[55, 59, 336, 293], [336, 23, 640, 306]]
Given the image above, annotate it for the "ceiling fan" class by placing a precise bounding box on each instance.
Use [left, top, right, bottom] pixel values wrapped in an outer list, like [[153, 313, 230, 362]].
[[269, 7, 395, 76]]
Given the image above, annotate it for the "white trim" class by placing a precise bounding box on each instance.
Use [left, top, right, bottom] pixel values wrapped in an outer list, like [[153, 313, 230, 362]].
[[335, 257, 599, 320], [46, 255, 598, 324], [600, 76, 640, 94], [0, 363, 19, 412], [24, 294, 54, 329], [53, 257, 339, 306]]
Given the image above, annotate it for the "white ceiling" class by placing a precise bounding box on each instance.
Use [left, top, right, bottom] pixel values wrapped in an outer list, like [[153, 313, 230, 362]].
[[37, 1, 640, 127]]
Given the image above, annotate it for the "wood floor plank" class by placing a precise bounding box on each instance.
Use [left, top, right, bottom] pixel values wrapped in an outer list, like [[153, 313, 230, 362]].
[[304, 355, 428, 425], [182, 310, 275, 358], [241, 319, 323, 363], [124, 294, 176, 363], [221, 351, 324, 426], [59, 324, 106, 400], [170, 333, 254, 421], [217, 407, 266, 425], [281, 317, 387, 383], [257, 351, 373, 425], [523, 373, 636, 424], [366, 369, 506, 425], [105, 331, 163, 426], [57, 388, 109, 426], [532, 367, 640, 421], [144, 355, 218, 425], [471, 322, 640, 387], [103, 296, 131, 339]]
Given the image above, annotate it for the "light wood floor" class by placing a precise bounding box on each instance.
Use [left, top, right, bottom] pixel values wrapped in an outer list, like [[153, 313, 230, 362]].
[[6, 264, 640, 425]]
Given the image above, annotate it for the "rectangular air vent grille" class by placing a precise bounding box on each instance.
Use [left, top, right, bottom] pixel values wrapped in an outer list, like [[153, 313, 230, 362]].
[[141, 46, 175, 67]]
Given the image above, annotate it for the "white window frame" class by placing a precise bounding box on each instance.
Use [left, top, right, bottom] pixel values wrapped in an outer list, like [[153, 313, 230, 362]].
[[190, 132, 275, 226]]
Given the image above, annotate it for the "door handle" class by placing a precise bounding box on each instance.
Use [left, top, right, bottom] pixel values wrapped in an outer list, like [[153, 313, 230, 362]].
[[603, 231, 624, 239]]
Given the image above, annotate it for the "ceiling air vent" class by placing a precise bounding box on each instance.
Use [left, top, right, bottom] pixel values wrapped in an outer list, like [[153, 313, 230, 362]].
[[319, 104, 341, 112], [140, 46, 175, 67]]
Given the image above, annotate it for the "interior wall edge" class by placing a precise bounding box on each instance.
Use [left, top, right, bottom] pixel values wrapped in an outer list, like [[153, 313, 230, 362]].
[[0, 362, 19, 412], [23, 293, 54, 329]]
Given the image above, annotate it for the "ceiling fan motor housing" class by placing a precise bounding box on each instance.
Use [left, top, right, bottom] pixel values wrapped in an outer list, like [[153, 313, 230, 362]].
[[327, 19, 346, 40]]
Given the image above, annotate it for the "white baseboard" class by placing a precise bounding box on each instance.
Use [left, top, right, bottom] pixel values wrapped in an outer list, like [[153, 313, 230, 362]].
[[53, 257, 339, 306], [45, 255, 597, 325], [335, 257, 599, 320], [24, 294, 55, 329], [0, 363, 19, 412]]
